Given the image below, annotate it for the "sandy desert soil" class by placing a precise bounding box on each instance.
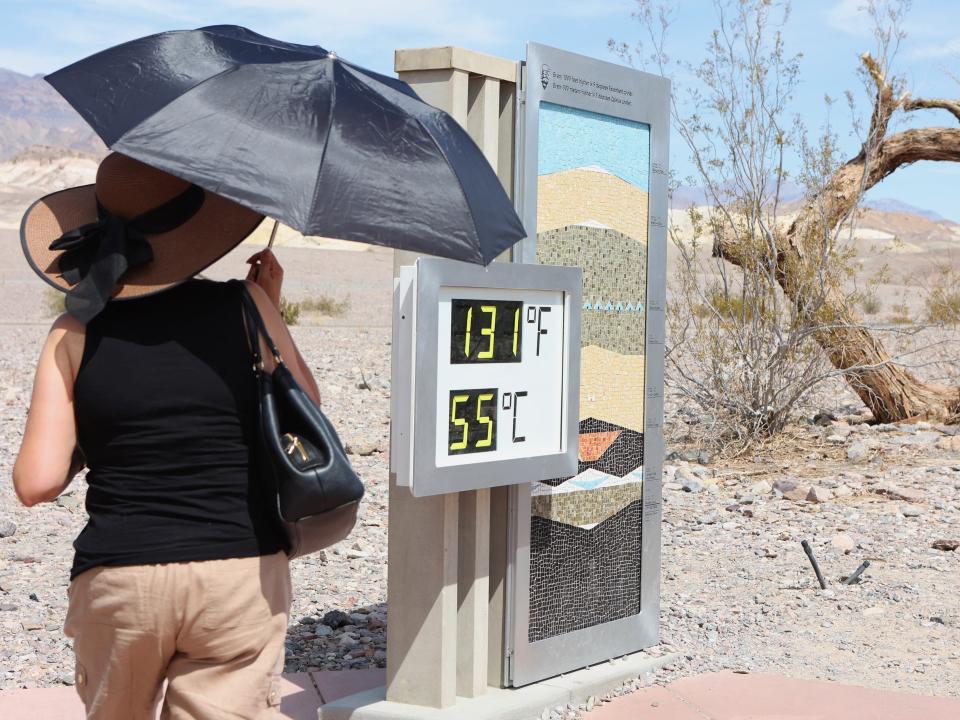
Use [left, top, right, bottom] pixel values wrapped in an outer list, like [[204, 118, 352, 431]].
[[0, 227, 958, 715]]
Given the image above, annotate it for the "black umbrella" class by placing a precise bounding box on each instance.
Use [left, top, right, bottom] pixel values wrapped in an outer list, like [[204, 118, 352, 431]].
[[46, 25, 526, 265]]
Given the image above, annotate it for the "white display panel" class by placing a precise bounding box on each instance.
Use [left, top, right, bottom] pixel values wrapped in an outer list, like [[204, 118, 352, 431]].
[[390, 258, 581, 497], [434, 286, 565, 467]]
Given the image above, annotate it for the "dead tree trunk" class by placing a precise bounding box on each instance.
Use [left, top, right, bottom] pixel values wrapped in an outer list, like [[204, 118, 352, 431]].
[[717, 54, 960, 424]]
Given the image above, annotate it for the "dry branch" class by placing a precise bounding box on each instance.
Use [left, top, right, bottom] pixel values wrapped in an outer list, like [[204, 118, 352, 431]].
[[715, 53, 960, 423]]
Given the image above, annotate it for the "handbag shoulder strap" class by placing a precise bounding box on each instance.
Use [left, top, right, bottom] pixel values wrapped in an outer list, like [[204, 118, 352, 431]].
[[234, 280, 284, 369]]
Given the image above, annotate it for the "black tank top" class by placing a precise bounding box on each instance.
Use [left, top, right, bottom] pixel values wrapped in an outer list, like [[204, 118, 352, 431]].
[[70, 278, 285, 580]]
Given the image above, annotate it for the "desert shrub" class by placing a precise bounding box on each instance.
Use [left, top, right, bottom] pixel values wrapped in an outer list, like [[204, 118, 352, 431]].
[[696, 287, 757, 322], [923, 264, 960, 325], [633, 1, 862, 449], [43, 286, 66, 316], [888, 303, 912, 325], [299, 294, 350, 317], [280, 296, 301, 326], [860, 292, 882, 315]]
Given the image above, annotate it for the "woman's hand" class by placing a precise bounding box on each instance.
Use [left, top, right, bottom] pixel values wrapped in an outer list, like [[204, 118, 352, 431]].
[[246, 249, 284, 309]]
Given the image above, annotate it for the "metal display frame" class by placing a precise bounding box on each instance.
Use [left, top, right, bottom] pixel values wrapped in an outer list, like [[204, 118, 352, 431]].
[[392, 257, 582, 498], [505, 42, 670, 687]]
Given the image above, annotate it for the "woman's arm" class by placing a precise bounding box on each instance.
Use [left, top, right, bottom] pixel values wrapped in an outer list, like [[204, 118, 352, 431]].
[[243, 280, 322, 405], [13, 314, 85, 507]]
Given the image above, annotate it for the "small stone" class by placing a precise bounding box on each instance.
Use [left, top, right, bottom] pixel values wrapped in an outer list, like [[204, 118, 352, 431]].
[[830, 423, 853, 438], [784, 485, 813, 502], [862, 607, 884, 617], [807, 486, 834, 503], [932, 539, 959, 552], [0, 520, 16, 538], [877, 485, 924, 503], [682, 478, 703, 494], [825, 434, 846, 445], [697, 511, 720, 525], [831, 533, 856, 553], [748, 480, 772, 495], [346, 441, 379, 456], [21, 620, 43, 631], [56, 495, 82, 509], [59, 672, 76, 686], [901, 505, 923, 518], [813, 411, 836, 426], [664, 482, 683, 492], [772, 478, 797, 494], [847, 441, 870, 461], [299, 616, 318, 625], [0, 603, 18, 611], [315, 624, 334, 637], [936, 436, 960, 453], [322, 610, 351, 628]]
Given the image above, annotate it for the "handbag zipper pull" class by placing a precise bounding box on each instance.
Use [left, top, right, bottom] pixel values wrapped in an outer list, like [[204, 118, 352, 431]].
[[283, 433, 309, 462]]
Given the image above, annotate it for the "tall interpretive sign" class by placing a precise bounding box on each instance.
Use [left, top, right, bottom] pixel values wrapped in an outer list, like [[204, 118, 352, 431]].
[[506, 42, 670, 687]]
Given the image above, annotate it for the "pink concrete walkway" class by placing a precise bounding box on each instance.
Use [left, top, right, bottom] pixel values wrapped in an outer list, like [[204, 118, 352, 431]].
[[586, 671, 960, 720], [3, 669, 959, 719], [0, 668, 386, 719]]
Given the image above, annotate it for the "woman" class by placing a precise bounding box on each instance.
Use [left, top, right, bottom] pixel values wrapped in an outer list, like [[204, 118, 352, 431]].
[[12, 152, 320, 718]]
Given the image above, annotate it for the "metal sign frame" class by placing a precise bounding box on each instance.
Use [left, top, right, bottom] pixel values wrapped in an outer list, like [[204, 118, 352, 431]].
[[505, 42, 670, 687], [391, 257, 582, 497]]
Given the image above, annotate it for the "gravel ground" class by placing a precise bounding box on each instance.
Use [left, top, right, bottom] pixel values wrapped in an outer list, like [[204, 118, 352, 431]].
[[1, 231, 958, 712]]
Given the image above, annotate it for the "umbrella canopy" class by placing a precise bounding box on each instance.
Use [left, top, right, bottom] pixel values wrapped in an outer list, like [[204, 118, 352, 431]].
[[46, 25, 527, 265]]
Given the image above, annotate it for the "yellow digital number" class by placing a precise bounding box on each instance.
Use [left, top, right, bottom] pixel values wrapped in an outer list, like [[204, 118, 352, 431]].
[[512, 307, 520, 357], [478, 305, 496, 359], [450, 394, 469, 451], [464, 306, 473, 357], [476, 393, 494, 448]]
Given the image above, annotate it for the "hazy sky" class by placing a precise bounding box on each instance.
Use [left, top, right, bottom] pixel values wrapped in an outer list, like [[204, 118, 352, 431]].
[[1, 0, 958, 220]]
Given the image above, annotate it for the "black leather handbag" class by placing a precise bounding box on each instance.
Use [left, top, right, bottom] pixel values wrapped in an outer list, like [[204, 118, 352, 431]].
[[237, 282, 364, 558]]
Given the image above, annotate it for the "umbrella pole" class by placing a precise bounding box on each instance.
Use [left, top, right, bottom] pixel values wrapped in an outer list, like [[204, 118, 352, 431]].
[[267, 219, 279, 249]]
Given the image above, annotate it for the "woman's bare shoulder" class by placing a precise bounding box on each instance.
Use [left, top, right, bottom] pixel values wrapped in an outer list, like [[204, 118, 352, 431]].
[[47, 312, 86, 375]]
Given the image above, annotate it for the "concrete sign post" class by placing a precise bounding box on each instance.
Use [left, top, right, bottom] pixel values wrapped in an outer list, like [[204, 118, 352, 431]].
[[384, 47, 521, 710], [319, 42, 671, 720]]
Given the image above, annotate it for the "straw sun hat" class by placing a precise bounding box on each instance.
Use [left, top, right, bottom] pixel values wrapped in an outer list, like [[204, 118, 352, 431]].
[[20, 152, 263, 322]]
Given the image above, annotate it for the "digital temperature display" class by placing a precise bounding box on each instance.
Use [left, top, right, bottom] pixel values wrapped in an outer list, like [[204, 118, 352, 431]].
[[450, 299, 523, 364], [391, 257, 581, 497], [447, 388, 498, 454]]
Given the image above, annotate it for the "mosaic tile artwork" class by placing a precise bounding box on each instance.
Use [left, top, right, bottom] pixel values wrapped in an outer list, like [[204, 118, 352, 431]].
[[528, 101, 650, 643], [537, 169, 650, 248], [579, 430, 621, 462], [531, 474, 643, 528], [538, 224, 647, 355], [541, 418, 644, 486], [528, 500, 643, 643]]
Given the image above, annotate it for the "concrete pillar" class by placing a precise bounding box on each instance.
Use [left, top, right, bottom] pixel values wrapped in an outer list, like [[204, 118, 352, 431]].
[[385, 484, 459, 707], [388, 46, 519, 706]]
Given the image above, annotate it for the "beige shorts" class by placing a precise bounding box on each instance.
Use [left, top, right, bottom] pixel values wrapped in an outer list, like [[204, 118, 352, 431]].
[[64, 550, 292, 719]]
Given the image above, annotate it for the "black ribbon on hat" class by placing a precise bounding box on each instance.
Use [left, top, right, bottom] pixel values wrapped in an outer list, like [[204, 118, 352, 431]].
[[50, 183, 206, 323]]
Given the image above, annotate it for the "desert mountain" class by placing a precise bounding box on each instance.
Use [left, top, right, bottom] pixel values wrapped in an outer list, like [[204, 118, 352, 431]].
[[0, 69, 104, 159]]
